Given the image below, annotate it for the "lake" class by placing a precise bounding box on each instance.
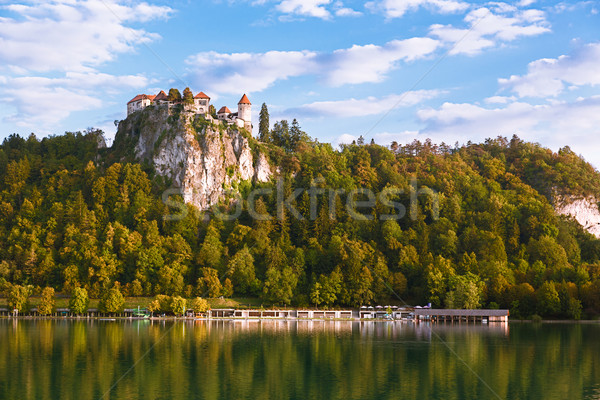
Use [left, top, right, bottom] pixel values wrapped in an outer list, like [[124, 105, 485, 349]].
[[0, 319, 598, 399]]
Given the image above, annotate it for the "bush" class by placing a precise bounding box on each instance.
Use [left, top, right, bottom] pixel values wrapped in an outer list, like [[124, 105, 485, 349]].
[[531, 314, 543, 323]]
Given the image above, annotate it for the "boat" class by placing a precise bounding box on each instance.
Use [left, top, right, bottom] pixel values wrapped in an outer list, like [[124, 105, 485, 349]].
[[132, 306, 151, 319]]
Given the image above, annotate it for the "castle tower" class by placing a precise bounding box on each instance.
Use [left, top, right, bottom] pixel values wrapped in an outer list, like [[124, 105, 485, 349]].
[[238, 94, 252, 132]]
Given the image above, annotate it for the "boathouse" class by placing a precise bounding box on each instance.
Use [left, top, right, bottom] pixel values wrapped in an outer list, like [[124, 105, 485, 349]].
[[414, 309, 509, 323], [297, 310, 353, 319]]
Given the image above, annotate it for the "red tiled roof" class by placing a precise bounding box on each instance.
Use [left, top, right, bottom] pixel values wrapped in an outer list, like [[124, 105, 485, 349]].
[[127, 94, 154, 104], [194, 91, 210, 99], [218, 106, 231, 114], [154, 90, 168, 101], [238, 94, 251, 105]]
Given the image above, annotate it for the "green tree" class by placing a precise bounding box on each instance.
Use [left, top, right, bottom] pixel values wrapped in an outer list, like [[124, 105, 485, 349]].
[[289, 119, 309, 150], [222, 278, 234, 297], [191, 297, 210, 314], [69, 287, 89, 315], [508, 283, 536, 318], [156, 262, 186, 296], [445, 273, 483, 309], [320, 269, 342, 307], [259, 103, 270, 142], [7, 284, 31, 312], [167, 88, 181, 102], [182, 87, 194, 105], [171, 296, 187, 316], [271, 120, 290, 151], [263, 266, 298, 305], [197, 222, 223, 270], [537, 281, 560, 316], [528, 236, 569, 272], [197, 267, 223, 298], [156, 294, 172, 313], [310, 281, 323, 307], [38, 287, 55, 315], [99, 286, 125, 314], [227, 246, 258, 295], [147, 298, 160, 315]]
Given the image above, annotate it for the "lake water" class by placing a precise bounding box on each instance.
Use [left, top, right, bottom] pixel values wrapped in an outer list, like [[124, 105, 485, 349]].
[[0, 319, 599, 400]]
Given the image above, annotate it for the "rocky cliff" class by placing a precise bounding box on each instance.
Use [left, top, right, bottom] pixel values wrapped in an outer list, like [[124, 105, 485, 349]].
[[114, 106, 272, 210], [555, 196, 600, 237]]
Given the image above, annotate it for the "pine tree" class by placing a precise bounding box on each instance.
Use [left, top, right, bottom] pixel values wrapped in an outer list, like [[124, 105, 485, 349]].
[[290, 119, 308, 151], [259, 103, 270, 142]]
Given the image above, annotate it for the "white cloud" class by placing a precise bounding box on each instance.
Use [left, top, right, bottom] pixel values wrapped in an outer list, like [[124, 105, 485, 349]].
[[430, 7, 550, 55], [487, 2, 517, 14], [484, 95, 517, 104], [499, 42, 600, 97], [333, 1, 362, 17], [332, 133, 358, 148], [0, 0, 172, 72], [0, 1, 172, 129], [366, 0, 469, 18], [1, 72, 149, 127], [186, 50, 317, 94], [416, 97, 600, 166], [186, 38, 440, 94], [276, 0, 332, 19], [323, 38, 440, 86], [287, 90, 442, 118]]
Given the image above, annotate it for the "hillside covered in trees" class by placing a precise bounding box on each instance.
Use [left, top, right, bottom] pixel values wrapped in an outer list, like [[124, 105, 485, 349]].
[[2, 117, 600, 319]]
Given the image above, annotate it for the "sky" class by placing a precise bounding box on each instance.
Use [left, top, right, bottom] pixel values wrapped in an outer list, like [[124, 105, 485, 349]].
[[1, 0, 600, 165]]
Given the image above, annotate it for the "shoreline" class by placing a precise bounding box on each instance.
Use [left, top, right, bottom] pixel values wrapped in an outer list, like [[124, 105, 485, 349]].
[[1, 315, 597, 323]]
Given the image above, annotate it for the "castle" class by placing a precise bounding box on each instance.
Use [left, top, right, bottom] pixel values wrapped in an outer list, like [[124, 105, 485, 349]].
[[127, 90, 252, 133]]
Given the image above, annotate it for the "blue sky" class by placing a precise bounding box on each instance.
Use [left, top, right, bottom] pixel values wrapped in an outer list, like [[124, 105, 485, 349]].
[[1, 0, 600, 165]]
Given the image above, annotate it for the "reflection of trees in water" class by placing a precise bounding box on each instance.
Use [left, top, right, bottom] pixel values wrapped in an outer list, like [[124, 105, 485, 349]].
[[0, 320, 597, 399]]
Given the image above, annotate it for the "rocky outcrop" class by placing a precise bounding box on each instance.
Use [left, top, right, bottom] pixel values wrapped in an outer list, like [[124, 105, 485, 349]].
[[555, 196, 600, 237], [115, 107, 273, 210]]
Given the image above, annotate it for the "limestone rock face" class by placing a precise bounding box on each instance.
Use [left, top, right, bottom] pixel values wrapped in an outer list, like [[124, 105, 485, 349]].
[[116, 107, 272, 210], [555, 196, 600, 237], [254, 152, 272, 183]]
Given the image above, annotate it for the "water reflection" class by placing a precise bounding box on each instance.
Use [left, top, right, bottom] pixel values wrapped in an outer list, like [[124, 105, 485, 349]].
[[0, 320, 597, 400]]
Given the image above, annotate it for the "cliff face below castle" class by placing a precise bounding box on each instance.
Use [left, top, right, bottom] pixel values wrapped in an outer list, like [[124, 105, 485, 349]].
[[115, 107, 272, 210]]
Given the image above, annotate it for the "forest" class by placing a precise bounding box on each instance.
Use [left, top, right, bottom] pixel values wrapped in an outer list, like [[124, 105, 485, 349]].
[[2, 112, 600, 319]]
